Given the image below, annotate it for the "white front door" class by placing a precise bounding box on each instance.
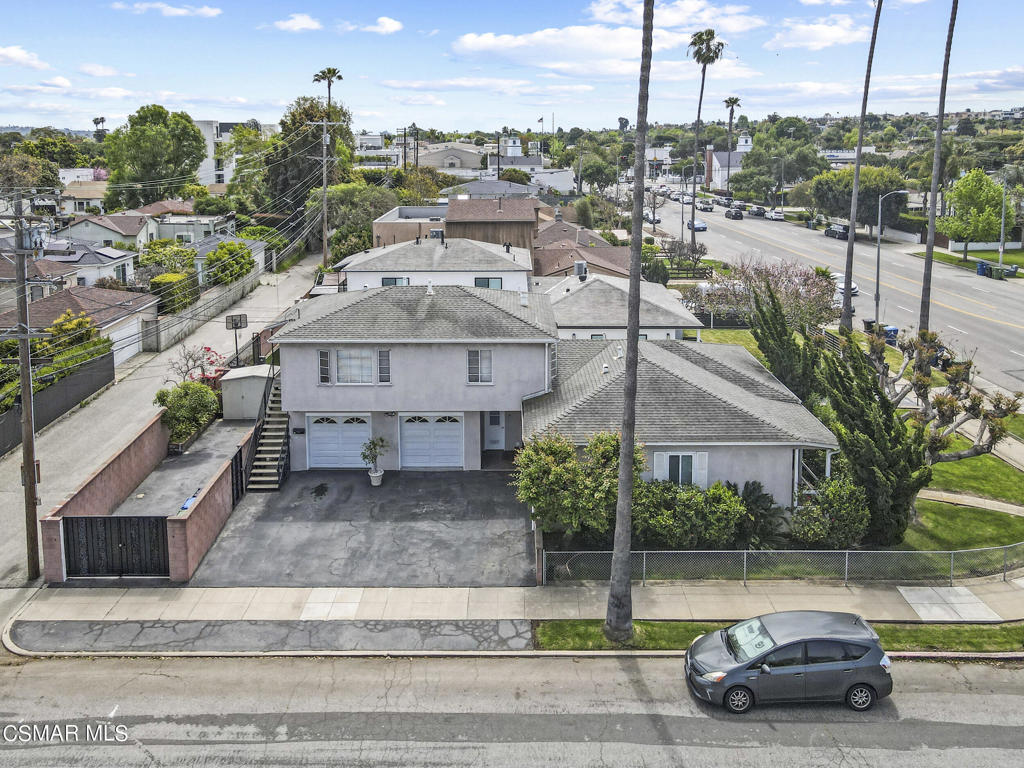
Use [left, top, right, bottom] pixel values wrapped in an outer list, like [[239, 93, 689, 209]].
[[307, 414, 371, 468], [484, 411, 505, 450], [400, 413, 464, 468]]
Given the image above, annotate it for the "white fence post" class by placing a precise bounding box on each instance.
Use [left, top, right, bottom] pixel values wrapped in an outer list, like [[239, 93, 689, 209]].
[[949, 551, 955, 587], [844, 551, 850, 586], [642, 551, 647, 586], [742, 550, 747, 586]]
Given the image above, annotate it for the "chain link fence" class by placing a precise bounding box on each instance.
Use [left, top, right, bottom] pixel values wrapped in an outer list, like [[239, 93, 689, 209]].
[[543, 541, 1024, 586]]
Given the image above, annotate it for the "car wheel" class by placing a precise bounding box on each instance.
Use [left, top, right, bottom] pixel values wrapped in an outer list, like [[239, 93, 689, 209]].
[[846, 684, 876, 712], [724, 686, 754, 714]]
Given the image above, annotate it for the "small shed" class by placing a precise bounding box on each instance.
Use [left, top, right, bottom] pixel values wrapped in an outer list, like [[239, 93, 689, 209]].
[[220, 365, 274, 420]]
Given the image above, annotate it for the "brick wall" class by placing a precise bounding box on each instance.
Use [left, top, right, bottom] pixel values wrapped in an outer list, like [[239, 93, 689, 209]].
[[166, 427, 254, 582], [40, 411, 169, 581]]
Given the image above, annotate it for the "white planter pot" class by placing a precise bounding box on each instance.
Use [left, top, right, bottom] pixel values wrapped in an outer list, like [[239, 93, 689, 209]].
[[368, 469, 384, 487]]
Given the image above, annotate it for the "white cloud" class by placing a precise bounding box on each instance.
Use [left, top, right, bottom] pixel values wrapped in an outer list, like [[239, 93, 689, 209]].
[[0, 45, 50, 70], [455, 25, 689, 63], [78, 63, 119, 77], [336, 21, 357, 32], [380, 77, 597, 98], [798, 0, 850, 5], [586, 0, 767, 35], [111, 2, 221, 17], [392, 94, 446, 106], [362, 16, 403, 35], [273, 13, 322, 32], [356, 110, 384, 118], [763, 15, 869, 51], [422, 29, 440, 37], [42, 76, 72, 88]]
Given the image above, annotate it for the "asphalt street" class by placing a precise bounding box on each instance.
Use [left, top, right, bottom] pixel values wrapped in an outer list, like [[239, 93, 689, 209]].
[[652, 196, 1024, 394], [0, 656, 1021, 766]]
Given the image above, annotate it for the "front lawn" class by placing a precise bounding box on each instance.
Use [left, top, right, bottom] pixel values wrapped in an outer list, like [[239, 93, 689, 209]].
[[534, 619, 1024, 653], [900, 500, 1024, 551], [968, 248, 1024, 270], [1005, 414, 1024, 443], [913, 249, 1022, 278], [927, 436, 1024, 506], [693, 328, 764, 362]]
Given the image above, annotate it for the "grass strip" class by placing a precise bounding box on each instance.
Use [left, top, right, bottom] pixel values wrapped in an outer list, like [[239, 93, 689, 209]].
[[535, 619, 1024, 653]]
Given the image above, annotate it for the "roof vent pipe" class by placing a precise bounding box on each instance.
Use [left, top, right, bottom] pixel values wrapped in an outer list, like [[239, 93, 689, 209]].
[[602, 364, 609, 374], [519, 291, 529, 307], [426, 280, 434, 295], [415, 235, 420, 245], [617, 345, 623, 359], [362, 284, 369, 291]]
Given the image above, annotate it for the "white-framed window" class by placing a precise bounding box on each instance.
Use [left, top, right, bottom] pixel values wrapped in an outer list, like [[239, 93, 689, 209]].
[[652, 451, 708, 489], [377, 349, 391, 383], [337, 348, 374, 384], [474, 277, 502, 289], [115, 263, 127, 282], [467, 349, 492, 383], [176, 233, 193, 244], [381, 277, 409, 286], [591, 333, 606, 340], [318, 350, 331, 384], [638, 334, 648, 340]]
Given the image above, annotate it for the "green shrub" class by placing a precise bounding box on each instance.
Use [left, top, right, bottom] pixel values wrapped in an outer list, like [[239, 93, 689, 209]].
[[791, 476, 870, 549], [153, 381, 219, 443], [150, 272, 198, 314], [205, 241, 254, 285], [897, 213, 928, 234], [726, 480, 786, 549], [238, 225, 287, 254], [633, 481, 746, 549]]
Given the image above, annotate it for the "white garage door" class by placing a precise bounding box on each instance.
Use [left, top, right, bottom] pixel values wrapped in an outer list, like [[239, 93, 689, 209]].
[[307, 414, 371, 468], [107, 316, 141, 367], [400, 414, 463, 468]]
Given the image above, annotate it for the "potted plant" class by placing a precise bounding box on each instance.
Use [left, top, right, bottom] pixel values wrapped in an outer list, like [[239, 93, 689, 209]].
[[361, 436, 390, 487]]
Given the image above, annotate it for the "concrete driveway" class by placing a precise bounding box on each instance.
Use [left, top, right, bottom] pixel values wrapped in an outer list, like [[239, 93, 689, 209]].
[[190, 471, 535, 587]]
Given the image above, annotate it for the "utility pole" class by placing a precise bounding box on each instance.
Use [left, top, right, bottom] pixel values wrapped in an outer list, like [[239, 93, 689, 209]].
[[4, 196, 47, 581], [306, 120, 348, 268], [999, 181, 1007, 268]]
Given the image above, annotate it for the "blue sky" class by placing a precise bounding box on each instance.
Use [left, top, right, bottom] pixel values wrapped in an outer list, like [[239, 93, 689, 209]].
[[1, 0, 1021, 133]]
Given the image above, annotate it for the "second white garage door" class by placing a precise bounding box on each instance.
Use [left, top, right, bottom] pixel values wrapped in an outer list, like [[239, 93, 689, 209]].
[[307, 414, 371, 468], [107, 316, 141, 367], [400, 413, 463, 468]]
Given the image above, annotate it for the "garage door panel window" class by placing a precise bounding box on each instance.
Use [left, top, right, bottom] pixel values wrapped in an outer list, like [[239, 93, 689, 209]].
[[468, 350, 492, 383], [337, 349, 374, 384]]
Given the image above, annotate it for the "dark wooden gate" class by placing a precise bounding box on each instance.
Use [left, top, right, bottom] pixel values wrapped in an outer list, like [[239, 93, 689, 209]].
[[62, 517, 170, 577]]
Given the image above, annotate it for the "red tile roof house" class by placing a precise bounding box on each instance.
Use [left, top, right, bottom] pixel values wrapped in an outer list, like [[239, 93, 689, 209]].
[[0, 286, 158, 366]]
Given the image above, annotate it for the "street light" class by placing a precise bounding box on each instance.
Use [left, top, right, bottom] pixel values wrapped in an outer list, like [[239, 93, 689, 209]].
[[874, 189, 910, 326]]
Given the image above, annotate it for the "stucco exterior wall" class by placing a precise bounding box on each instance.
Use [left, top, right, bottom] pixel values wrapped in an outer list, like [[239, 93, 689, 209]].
[[279, 342, 549, 414], [642, 443, 797, 508]]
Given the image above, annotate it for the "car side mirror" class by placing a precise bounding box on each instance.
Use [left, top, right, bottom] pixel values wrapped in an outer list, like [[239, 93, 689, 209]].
[[760, 664, 771, 675]]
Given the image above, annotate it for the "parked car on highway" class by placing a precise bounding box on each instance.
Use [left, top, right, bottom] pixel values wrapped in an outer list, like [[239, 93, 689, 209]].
[[831, 273, 860, 296], [687, 218, 708, 231], [825, 223, 850, 240], [725, 208, 744, 220], [686, 611, 892, 714], [697, 200, 714, 212], [749, 206, 767, 217], [766, 209, 786, 221], [643, 209, 662, 224], [682, 195, 694, 205], [731, 201, 749, 211]]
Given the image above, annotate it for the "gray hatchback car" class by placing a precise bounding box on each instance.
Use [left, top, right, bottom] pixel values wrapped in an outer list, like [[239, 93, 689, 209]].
[[686, 610, 892, 714]]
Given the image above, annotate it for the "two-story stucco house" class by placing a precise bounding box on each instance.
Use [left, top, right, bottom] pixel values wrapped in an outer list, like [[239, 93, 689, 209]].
[[336, 237, 532, 293], [272, 285, 558, 472], [59, 214, 160, 250]]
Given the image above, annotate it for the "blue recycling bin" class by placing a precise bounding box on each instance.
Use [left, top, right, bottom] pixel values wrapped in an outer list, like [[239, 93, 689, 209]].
[[884, 325, 899, 346], [976, 261, 988, 276]]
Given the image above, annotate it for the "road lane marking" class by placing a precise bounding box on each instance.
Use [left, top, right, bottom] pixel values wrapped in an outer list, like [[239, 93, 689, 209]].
[[709, 220, 1024, 330], [973, 286, 992, 294], [897, 305, 913, 312], [1012, 350, 1024, 358], [947, 325, 968, 334]]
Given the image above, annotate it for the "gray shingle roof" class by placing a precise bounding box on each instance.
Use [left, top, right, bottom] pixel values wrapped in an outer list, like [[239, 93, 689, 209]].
[[272, 285, 558, 343], [524, 340, 838, 448], [540, 274, 702, 329], [339, 238, 531, 273], [535, 220, 612, 248]]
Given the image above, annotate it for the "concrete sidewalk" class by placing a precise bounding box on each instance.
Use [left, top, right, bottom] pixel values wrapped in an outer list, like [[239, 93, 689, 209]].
[[6, 578, 1024, 655], [918, 489, 1024, 517]]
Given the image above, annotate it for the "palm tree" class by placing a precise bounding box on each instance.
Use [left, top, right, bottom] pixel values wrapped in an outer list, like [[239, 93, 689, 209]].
[[313, 67, 342, 267], [687, 29, 725, 249], [920, 0, 959, 333], [839, 0, 886, 330], [723, 96, 741, 194], [604, 0, 655, 644]]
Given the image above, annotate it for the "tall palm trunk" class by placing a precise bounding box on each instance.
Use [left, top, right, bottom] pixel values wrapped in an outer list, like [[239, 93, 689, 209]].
[[604, 0, 654, 644], [689, 66, 707, 249], [726, 108, 734, 193], [920, 0, 958, 332], [840, 0, 885, 329]]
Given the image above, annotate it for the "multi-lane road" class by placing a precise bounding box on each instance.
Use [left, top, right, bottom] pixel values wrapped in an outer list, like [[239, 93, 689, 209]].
[[649, 197, 1024, 394], [0, 655, 1021, 766]]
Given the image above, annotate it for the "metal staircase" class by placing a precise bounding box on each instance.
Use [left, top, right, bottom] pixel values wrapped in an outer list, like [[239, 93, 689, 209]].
[[247, 375, 289, 492]]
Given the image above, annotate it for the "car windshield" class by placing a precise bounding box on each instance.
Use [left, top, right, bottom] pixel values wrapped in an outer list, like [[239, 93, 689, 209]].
[[725, 618, 776, 662]]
